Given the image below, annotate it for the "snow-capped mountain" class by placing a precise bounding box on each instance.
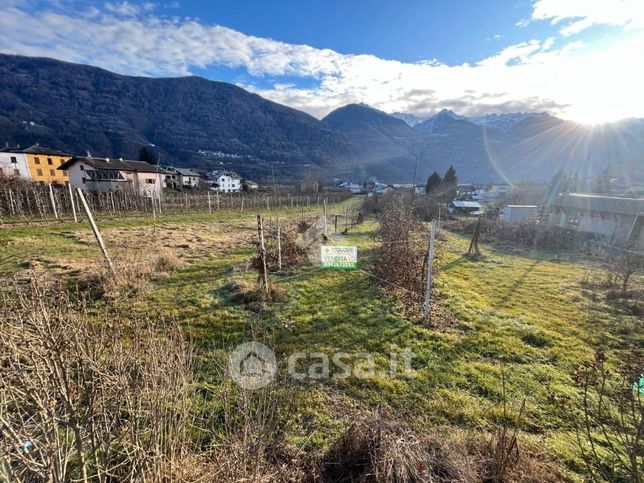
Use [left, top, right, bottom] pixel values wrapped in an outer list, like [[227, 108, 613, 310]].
[[415, 109, 469, 133], [390, 112, 426, 127], [468, 112, 552, 132]]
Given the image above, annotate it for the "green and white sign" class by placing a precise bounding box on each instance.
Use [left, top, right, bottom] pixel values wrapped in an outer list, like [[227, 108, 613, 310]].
[[321, 246, 357, 269]]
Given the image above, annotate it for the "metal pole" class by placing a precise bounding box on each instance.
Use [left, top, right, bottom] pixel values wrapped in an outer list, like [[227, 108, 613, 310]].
[[277, 225, 282, 271], [424, 220, 436, 321]]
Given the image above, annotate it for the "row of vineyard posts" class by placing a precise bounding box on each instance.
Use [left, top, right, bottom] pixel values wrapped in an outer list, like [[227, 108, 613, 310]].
[[0, 183, 351, 222]]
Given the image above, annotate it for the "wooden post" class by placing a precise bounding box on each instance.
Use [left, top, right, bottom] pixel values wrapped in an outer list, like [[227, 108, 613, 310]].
[[216, 191, 220, 211], [424, 220, 436, 322], [207, 191, 212, 214], [468, 216, 481, 256], [334, 214, 338, 234], [277, 225, 282, 272], [68, 183, 78, 223], [257, 215, 269, 293], [240, 192, 244, 212], [48, 183, 59, 219], [77, 188, 114, 274]]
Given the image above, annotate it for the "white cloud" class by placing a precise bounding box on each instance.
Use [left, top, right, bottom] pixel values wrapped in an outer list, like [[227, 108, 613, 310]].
[[531, 0, 644, 35], [0, 1, 643, 123]]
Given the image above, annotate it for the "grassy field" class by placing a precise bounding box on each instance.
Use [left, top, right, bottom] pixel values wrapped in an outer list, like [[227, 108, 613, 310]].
[[1, 199, 641, 480]]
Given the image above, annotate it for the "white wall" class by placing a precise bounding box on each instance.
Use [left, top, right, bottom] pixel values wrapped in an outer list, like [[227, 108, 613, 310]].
[[216, 175, 241, 193], [0, 152, 30, 179], [66, 163, 162, 196], [503, 206, 538, 222]]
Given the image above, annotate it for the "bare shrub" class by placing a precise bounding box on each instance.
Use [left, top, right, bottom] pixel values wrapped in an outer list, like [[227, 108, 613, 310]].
[[374, 193, 441, 322], [0, 278, 194, 482], [570, 349, 643, 482], [609, 251, 643, 293]]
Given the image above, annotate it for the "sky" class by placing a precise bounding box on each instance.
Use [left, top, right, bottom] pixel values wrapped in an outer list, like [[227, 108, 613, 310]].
[[1, 0, 644, 123]]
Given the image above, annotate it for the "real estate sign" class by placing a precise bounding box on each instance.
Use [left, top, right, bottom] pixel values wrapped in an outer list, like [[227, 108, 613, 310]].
[[321, 246, 357, 269]]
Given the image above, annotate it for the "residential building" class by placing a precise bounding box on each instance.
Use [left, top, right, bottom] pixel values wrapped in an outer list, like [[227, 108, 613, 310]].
[[164, 166, 203, 190], [502, 205, 539, 222], [548, 193, 644, 250], [0, 145, 71, 184], [208, 170, 242, 193], [448, 199, 482, 215], [0, 147, 29, 179], [59, 156, 164, 196]]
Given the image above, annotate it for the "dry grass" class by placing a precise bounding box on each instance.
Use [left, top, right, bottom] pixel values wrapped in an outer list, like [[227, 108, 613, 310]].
[[318, 412, 571, 483]]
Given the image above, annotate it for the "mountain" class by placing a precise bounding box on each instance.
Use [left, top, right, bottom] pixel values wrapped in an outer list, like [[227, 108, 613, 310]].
[[415, 109, 469, 134], [390, 112, 426, 126], [0, 54, 362, 180], [322, 104, 423, 180], [0, 54, 642, 184], [467, 112, 553, 132]]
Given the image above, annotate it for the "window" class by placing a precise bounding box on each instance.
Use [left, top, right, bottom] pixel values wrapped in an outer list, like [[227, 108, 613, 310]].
[[62, 171, 68, 177], [36, 168, 43, 176], [10, 156, 17, 164], [82, 178, 86, 184], [34, 157, 40, 165], [47, 158, 53, 165], [146, 179, 155, 184], [50, 169, 56, 176]]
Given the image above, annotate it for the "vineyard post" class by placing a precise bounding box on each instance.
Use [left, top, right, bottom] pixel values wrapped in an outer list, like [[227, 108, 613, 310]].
[[423, 220, 437, 322], [68, 182, 78, 223], [7, 189, 16, 216], [468, 216, 481, 256], [77, 188, 114, 274], [323, 197, 328, 239], [277, 225, 282, 271], [48, 183, 59, 219], [257, 214, 269, 294], [207, 191, 212, 214]]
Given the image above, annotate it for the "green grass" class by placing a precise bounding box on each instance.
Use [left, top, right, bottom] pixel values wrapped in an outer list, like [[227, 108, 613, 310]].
[[2, 202, 640, 480]]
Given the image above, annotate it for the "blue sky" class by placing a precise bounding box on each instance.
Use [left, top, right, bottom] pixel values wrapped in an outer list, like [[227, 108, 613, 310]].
[[2, 0, 644, 122]]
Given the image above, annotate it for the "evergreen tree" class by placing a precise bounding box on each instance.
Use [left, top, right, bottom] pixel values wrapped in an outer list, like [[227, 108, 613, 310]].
[[442, 165, 458, 200], [443, 165, 458, 185], [425, 172, 442, 194], [138, 146, 156, 164]]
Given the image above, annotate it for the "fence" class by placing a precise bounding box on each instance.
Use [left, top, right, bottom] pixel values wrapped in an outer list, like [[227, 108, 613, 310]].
[[0, 184, 352, 223]]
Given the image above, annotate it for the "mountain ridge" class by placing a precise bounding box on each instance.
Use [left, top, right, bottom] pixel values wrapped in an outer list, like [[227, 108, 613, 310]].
[[1, 54, 643, 184]]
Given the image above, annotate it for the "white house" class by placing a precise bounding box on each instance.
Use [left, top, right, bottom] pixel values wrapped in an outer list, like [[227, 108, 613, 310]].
[[502, 205, 539, 222], [164, 167, 202, 190], [208, 170, 242, 193], [59, 156, 164, 197], [0, 147, 29, 179], [548, 193, 644, 250]]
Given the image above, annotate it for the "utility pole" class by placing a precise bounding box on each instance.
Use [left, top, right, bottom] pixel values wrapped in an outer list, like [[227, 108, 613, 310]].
[[424, 220, 436, 322]]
